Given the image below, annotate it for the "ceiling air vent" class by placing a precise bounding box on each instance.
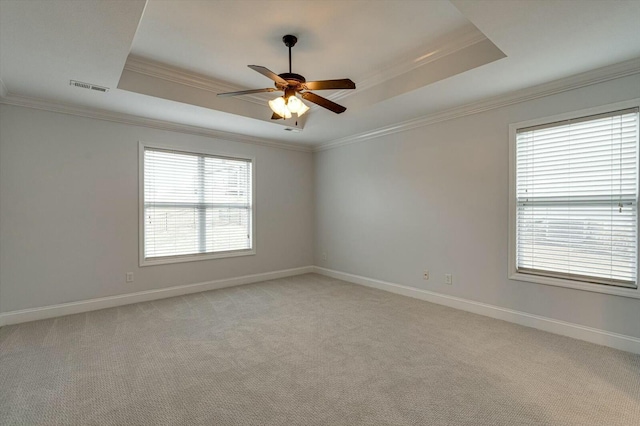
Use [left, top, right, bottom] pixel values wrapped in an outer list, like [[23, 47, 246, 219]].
[[69, 80, 109, 93]]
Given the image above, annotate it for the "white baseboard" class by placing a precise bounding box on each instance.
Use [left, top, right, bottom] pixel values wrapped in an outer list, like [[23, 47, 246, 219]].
[[313, 266, 640, 355], [3, 265, 639, 355], [0, 266, 313, 327]]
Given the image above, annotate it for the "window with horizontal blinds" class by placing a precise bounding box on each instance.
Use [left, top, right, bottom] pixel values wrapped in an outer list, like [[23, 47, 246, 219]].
[[515, 108, 639, 288], [143, 147, 253, 261]]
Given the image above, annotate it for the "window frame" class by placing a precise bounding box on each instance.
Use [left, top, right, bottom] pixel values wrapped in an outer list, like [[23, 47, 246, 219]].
[[508, 99, 640, 299], [138, 141, 256, 267]]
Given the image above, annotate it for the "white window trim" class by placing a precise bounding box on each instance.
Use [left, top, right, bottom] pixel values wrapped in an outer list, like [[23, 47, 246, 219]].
[[508, 99, 640, 299], [138, 141, 256, 267]]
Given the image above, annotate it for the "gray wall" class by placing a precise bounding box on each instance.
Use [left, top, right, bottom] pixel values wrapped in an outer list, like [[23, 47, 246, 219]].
[[0, 105, 314, 312], [314, 74, 640, 338], [2, 73, 640, 339]]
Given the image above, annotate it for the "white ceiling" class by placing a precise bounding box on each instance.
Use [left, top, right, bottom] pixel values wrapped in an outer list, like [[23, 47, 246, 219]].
[[1, 0, 639, 148], [130, 0, 472, 89]]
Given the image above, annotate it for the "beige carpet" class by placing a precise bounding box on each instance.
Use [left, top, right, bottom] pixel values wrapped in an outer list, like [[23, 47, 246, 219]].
[[1, 273, 639, 425]]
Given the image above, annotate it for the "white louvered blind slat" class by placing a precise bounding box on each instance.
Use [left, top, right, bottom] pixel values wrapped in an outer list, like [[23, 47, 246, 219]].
[[144, 148, 253, 260], [516, 108, 639, 288]]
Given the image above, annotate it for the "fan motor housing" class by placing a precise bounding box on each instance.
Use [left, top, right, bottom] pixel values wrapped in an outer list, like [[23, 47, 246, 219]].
[[276, 72, 306, 91], [278, 73, 306, 83]]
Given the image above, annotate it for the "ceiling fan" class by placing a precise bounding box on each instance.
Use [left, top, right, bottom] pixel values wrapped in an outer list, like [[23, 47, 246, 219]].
[[217, 35, 356, 120]]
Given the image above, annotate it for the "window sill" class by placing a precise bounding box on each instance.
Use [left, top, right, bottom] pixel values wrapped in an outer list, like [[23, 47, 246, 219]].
[[140, 249, 256, 267], [509, 271, 640, 299]]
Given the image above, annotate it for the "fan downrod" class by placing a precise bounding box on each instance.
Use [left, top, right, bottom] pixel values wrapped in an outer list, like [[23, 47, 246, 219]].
[[280, 34, 304, 78]]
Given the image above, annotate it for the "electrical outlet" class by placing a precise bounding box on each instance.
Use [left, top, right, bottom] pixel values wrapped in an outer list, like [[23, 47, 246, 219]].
[[126, 272, 134, 283], [444, 274, 452, 285], [322, 251, 327, 262], [423, 270, 429, 280]]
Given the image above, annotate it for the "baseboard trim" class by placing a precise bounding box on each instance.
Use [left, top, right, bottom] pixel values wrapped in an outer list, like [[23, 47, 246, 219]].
[[4, 265, 638, 355], [312, 266, 640, 355], [0, 266, 314, 327]]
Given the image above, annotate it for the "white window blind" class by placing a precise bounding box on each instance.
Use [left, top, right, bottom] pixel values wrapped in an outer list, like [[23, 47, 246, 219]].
[[143, 148, 252, 261], [516, 108, 639, 288]]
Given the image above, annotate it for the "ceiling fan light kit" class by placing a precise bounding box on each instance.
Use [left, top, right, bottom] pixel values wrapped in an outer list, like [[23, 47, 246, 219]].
[[269, 87, 310, 119], [217, 34, 355, 120], [268, 96, 292, 119]]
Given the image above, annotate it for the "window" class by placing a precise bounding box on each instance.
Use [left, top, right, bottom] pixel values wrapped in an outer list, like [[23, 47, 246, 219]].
[[140, 143, 254, 266], [509, 101, 640, 297]]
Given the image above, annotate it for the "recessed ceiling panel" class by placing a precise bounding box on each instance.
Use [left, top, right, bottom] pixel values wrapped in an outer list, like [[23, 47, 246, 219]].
[[122, 0, 504, 131], [130, 0, 474, 89]]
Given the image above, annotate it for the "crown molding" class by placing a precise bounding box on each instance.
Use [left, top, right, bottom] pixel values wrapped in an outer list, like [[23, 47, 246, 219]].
[[123, 56, 268, 107], [0, 94, 312, 153], [315, 58, 640, 152], [329, 28, 488, 102], [3, 58, 638, 155], [125, 28, 487, 106]]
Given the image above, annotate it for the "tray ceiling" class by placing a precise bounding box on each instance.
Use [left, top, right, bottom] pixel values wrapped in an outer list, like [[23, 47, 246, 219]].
[[1, 0, 639, 148]]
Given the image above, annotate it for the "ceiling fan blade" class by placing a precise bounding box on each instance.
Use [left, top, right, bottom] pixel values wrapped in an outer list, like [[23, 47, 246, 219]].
[[217, 88, 277, 97], [303, 79, 356, 91], [301, 92, 347, 114], [248, 65, 288, 85], [271, 113, 283, 120]]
